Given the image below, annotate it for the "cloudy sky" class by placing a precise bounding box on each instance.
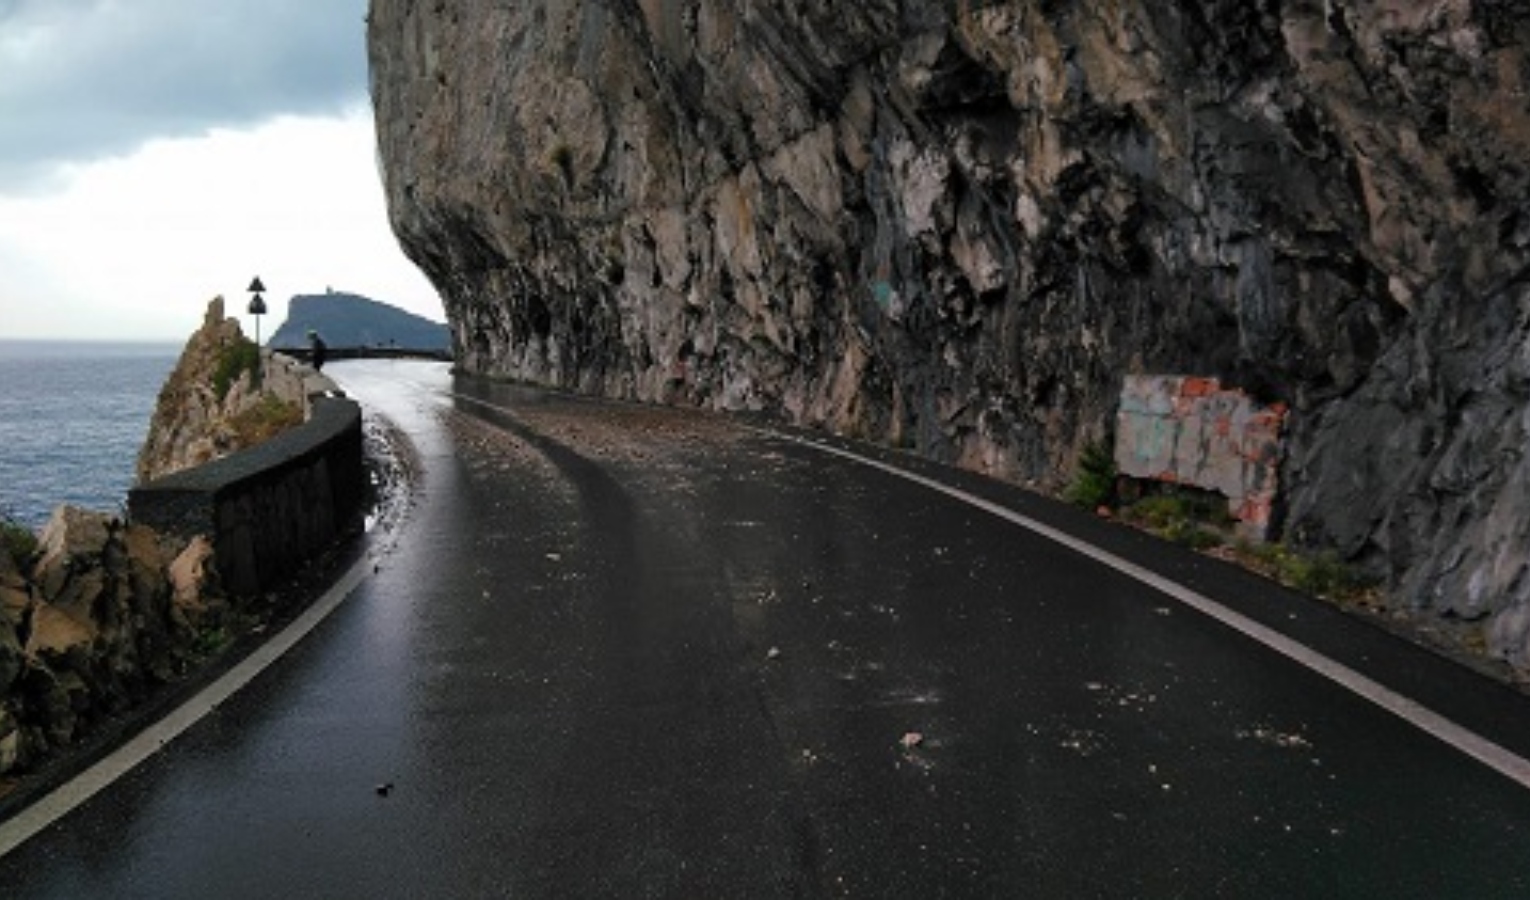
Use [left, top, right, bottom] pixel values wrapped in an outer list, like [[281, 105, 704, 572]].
[[0, 0, 445, 341]]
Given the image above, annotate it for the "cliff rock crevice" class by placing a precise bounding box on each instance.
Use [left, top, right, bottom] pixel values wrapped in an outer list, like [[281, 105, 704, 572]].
[[368, 3, 1530, 662]]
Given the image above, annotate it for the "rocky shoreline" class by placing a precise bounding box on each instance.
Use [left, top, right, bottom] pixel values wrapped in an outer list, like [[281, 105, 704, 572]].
[[0, 509, 224, 781], [0, 299, 339, 789]]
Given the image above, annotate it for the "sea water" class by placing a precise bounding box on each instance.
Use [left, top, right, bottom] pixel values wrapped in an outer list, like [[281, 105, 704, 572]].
[[0, 340, 180, 532]]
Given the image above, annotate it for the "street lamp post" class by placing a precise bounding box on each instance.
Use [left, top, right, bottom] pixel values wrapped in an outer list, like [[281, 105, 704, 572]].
[[247, 276, 267, 388]]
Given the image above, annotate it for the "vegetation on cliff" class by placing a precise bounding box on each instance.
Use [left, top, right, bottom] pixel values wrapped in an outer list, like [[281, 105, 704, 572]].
[[212, 336, 261, 402], [0, 513, 36, 566]]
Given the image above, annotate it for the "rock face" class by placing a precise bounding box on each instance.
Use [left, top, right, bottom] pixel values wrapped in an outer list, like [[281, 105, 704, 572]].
[[137, 297, 324, 483], [367, 5, 1530, 660], [0, 507, 222, 776]]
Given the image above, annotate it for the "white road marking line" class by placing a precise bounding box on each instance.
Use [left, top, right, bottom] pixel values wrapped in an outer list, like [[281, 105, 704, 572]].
[[773, 430, 1530, 791], [0, 557, 372, 858]]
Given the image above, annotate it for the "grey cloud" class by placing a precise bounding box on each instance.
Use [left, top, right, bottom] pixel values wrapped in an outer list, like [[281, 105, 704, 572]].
[[0, 0, 368, 190]]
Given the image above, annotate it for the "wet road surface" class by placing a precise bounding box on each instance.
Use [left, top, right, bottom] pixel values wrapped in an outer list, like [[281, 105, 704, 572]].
[[6, 359, 1530, 897]]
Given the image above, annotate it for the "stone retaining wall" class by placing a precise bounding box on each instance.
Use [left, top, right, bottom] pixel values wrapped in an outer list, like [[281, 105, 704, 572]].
[[128, 393, 366, 598]]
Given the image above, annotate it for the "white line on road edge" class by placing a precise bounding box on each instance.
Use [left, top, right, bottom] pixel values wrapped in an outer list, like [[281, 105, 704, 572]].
[[0, 556, 372, 858], [774, 431, 1530, 791]]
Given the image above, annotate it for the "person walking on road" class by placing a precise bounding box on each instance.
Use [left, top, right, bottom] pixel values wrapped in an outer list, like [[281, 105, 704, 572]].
[[308, 329, 328, 372]]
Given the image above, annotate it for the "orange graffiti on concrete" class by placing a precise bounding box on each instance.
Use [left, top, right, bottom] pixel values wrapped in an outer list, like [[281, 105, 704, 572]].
[[1114, 375, 1287, 537]]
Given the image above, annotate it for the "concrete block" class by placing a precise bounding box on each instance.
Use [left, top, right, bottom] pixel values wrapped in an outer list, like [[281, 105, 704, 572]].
[[1115, 375, 1288, 538]]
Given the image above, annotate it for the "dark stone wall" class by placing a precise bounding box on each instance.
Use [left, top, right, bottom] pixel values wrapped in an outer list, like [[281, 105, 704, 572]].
[[129, 396, 365, 598]]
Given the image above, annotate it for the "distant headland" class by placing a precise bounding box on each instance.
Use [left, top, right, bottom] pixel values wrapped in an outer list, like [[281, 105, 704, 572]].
[[270, 290, 451, 358]]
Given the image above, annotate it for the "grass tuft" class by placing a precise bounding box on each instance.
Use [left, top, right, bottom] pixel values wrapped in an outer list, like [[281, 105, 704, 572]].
[[1237, 541, 1373, 600], [1118, 489, 1233, 548], [0, 510, 38, 566]]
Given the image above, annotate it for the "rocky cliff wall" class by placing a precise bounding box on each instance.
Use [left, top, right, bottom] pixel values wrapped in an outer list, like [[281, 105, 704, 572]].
[[368, 3, 1530, 662]]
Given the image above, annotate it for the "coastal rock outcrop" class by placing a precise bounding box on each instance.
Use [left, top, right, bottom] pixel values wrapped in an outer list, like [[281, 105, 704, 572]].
[[269, 291, 452, 354], [0, 507, 221, 777], [137, 297, 326, 484], [368, 4, 1530, 661]]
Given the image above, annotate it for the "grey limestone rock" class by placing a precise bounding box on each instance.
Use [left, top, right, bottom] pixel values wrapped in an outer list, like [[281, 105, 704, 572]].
[[367, 2, 1530, 662]]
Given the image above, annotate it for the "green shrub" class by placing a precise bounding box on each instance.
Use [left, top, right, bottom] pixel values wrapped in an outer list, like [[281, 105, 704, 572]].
[[1240, 541, 1370, 600], [192, 625, 231, 658], [1066, 439, 1118, 508], [1178, 525, 1226, 551], [1122, 493, 1190, 529], [1120, 490, 1232, 544], [1286, 550, 1357, 597], [213, 338, 261, 401], [228, 394, 304, 446], [1, 511, 38, 566]]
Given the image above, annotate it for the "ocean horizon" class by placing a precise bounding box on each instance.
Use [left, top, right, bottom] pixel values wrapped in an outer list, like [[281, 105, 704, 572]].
[[0, 339, 181, 532]]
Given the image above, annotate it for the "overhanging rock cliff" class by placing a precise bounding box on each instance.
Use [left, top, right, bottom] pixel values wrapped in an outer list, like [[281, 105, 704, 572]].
[[368, 3, 1530, 662]]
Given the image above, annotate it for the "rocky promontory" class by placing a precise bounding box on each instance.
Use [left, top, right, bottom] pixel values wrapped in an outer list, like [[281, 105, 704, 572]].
[[269, 290, 451, 354], [1, 299, 334, 783], [368, 3, 1530, 665], [138, 297, 330, 483]]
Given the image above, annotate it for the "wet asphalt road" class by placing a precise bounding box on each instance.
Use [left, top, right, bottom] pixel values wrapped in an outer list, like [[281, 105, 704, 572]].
[[6, 359, 1530, 897]]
